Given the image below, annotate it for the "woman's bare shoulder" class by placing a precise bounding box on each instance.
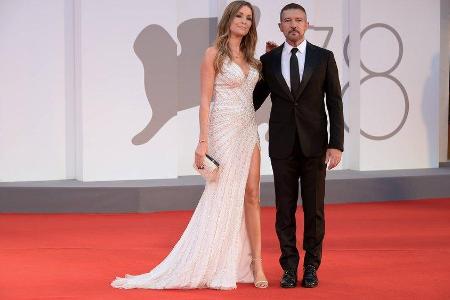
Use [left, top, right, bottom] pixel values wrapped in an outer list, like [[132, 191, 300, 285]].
[[204, 46, 218, 59]]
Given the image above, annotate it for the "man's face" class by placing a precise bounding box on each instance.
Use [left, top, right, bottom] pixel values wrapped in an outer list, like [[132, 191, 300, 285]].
[[279, 9, 308, 45]]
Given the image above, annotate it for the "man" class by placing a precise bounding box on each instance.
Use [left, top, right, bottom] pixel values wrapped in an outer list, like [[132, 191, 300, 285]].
[[253, 3, 344, 288]]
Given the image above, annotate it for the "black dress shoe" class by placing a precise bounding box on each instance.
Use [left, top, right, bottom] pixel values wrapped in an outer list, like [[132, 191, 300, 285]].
[[301, 265, 319, 288], [280, 269, 297, 288]]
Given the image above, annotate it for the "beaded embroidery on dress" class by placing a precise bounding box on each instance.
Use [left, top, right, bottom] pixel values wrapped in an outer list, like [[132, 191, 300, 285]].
[[111, 57, 261, 290]]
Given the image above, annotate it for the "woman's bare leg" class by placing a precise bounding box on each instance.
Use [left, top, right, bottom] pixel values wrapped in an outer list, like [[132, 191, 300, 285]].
[[244, 144, 267, 285]]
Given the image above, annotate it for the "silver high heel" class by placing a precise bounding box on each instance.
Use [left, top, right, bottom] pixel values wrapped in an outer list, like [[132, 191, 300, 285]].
[[251, 258, 269, 288]]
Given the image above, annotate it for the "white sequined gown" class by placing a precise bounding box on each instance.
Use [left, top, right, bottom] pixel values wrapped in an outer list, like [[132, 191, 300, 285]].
[[111, 58, 261, 290]]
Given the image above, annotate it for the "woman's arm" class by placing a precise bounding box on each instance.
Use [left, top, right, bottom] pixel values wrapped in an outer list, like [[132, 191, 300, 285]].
[[253, 55, 270, 111], [195, 47, 217, 169]]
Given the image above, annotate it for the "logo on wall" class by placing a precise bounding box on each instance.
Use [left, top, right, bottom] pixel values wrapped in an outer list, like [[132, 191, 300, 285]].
[[342, 23, 408, 140], [131, 8, 270, 145]]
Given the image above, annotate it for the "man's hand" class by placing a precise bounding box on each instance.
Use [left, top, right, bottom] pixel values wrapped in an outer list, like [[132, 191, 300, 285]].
[[325, 148, 342, 170], [265, 41, 278, 53]]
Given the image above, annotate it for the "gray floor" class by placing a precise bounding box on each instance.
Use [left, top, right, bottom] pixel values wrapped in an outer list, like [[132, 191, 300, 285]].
[[1, 164, 450, 213]]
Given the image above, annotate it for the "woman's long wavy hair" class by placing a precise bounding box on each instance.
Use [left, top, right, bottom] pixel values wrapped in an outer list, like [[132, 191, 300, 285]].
[[214, 1, 261, 74]]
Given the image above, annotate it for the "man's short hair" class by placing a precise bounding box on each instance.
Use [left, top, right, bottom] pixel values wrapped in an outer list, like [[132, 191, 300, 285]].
[[280, 3, 307, 21]]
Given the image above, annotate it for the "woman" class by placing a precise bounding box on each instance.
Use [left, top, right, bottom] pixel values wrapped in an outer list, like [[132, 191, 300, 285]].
[[111, 1, 267, 290]]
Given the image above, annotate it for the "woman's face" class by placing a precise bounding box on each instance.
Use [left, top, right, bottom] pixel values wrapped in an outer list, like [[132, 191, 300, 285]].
[[229, 5, 253, 37]]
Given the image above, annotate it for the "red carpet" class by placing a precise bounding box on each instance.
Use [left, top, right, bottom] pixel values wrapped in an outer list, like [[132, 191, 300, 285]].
[[1, 198, 450, 299]]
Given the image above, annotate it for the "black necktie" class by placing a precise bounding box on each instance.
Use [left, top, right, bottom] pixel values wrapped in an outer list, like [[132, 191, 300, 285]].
[[290, 48, 300, 98]]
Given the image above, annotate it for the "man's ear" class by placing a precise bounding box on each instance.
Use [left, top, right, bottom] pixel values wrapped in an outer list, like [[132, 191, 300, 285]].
[[278, 23, 282, 32]]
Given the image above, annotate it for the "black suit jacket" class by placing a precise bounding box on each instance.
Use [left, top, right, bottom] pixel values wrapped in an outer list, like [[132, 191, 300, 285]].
[[253, 41, 344, 159]]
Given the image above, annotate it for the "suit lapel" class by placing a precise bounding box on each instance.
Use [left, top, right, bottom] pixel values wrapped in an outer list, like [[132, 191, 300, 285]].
[[295, 41, 317, 100], [272, 43, 295, 102]]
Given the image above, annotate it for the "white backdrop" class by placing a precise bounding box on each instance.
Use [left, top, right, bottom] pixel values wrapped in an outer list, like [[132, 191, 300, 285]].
[[358, 0, 441, 170], [0, 0, 67, 181], [78, 0, 178, 180], [0, 0, 446, 182]]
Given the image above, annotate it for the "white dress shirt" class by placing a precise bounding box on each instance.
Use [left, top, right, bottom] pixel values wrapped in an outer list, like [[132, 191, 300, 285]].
[[281, 39, 307, 90]]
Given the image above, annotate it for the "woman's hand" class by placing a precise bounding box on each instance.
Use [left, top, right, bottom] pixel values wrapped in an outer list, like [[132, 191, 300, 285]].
[[265, 41, 278, 53], [195, 141, 208, 169]]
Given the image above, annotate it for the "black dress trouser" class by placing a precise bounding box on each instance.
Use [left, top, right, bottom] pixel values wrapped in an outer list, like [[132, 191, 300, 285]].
[[270, 131, 326, 272]]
